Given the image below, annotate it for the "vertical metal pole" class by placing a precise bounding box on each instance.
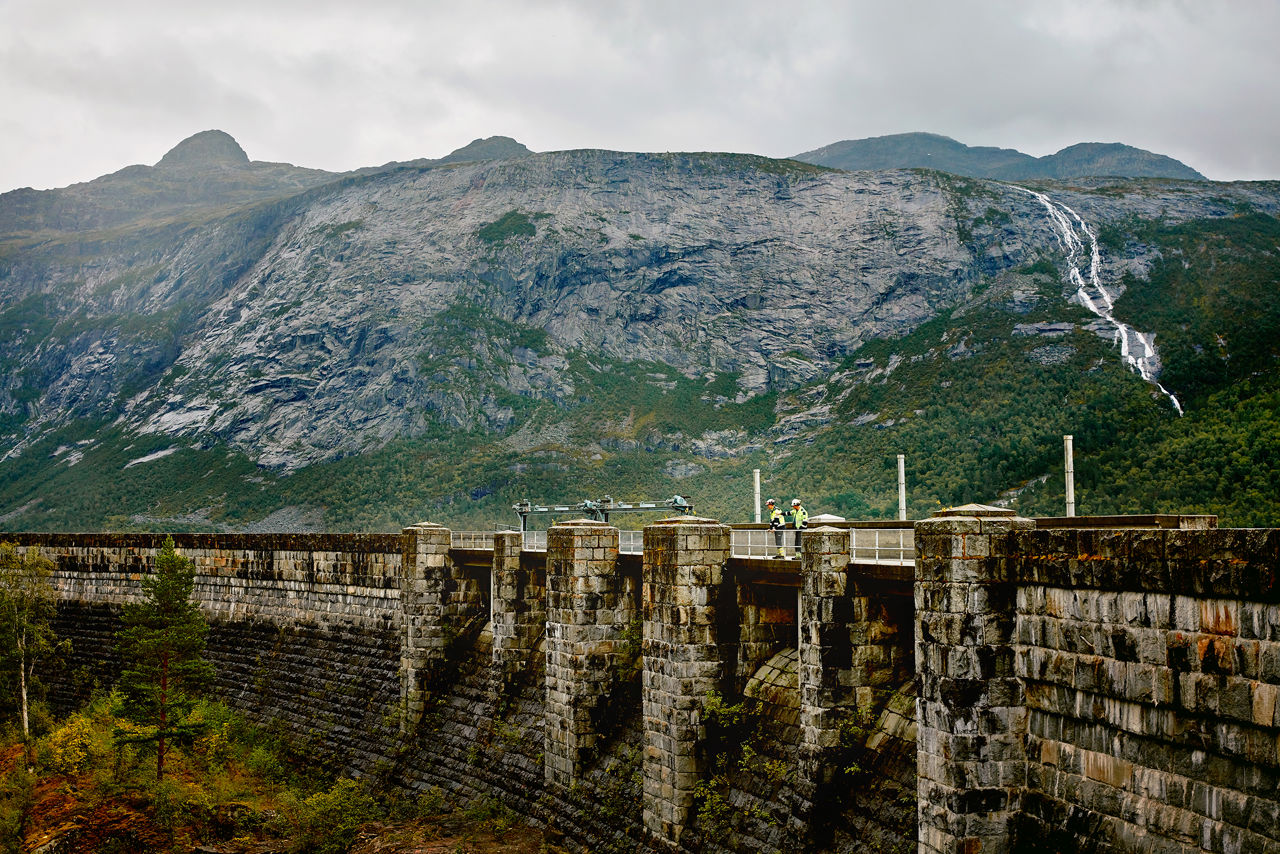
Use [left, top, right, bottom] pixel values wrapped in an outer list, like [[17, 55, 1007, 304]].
[[753, 468, 761, 523], [1064, 435, 1076, 517], [897, 454, 907, 521]]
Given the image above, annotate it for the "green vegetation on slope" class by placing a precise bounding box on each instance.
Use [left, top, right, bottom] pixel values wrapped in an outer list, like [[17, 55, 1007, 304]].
[[773, 282, 1171, 519], [475, 210, 539, 244], [1111, 212, 1280, 405]]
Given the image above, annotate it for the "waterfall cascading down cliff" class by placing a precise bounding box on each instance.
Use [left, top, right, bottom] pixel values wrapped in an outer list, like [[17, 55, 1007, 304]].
[[1013, 185, 1184, 415]]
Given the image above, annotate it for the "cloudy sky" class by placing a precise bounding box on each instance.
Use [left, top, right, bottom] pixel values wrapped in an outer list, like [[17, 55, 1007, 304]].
[[2, 0, 1277, 192]]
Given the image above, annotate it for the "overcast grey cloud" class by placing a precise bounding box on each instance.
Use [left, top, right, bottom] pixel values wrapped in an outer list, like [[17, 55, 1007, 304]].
[[2, 0, 1278, 192]]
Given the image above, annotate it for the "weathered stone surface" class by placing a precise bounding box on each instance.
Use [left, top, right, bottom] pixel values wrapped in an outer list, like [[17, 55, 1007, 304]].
[[641, 516, 731, 847], [545, 520, 631, 790]]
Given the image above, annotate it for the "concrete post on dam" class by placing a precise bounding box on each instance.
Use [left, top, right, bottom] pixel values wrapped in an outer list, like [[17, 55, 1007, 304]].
[[641, 516, 731, 849], [915, 505, 1034, 854], [544, 519, 631, 789]]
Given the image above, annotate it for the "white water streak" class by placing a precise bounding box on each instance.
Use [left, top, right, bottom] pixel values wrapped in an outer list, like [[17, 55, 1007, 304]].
[[1011, 186, 1183, 415]]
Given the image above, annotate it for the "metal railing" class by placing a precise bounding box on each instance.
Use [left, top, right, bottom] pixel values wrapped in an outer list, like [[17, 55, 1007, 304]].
[[454, 524, 915, 565], [619, 530, 643, 554], [451, 531, 495, 550], [447, 515, 1209, 566], [731, 528, 797, 559], [452, 529, 645, 554], [725, 527, 913, 565], [850, 527, 913, 566]]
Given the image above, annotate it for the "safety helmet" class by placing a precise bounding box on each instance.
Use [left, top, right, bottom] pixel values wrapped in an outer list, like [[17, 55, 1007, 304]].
[[791, 498, 801, 506], [765, 498, 775, 505]]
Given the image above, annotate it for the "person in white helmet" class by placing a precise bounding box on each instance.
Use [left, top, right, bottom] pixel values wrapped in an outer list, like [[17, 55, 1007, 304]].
[[789, 498, 808, 557], [766, 498, 786, 558]]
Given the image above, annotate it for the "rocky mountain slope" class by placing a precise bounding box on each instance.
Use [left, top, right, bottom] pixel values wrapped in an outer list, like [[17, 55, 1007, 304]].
[[0, 133, 1276, 531], [793, 132, 1207, 181]]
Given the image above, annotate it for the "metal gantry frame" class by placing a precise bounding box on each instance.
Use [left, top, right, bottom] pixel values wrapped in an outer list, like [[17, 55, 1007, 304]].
[[511, 494, 694, 531]]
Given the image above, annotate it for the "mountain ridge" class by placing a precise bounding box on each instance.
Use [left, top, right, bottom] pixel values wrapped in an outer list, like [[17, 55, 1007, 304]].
[[792, 131, 1207, 181]]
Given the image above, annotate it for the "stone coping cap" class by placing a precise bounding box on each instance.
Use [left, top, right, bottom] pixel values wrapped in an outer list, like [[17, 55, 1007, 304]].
[[648, 515, 722, 526], [932, 503, 1017, 518]]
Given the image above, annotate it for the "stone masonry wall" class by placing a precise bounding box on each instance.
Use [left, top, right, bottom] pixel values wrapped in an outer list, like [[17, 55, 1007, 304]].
[[915, 507, 1033, 854], [799, 526, 856, 781], [544, 520, 633, 789], [15, 532, 406, 776], [915, 511, 1280, 854], [641, 516, 731, 848], [1011, 526, 1280, 854], [13, 522, 921, 854], [8, 532, 402, 622], [400, 524, 486, 730], [491, 531, 546, 682]]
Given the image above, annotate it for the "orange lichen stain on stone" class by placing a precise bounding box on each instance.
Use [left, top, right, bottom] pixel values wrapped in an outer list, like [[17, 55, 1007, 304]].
[[1197, 635, 1234, 673], [1199, 600, 1238, 636], [1083, 750, 1133, 789]]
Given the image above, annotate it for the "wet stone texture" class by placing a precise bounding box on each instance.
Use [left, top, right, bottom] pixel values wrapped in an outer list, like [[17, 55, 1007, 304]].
[[915, 510, 1034, 854], [544, 520, 632, 791], [918, 515, 1280, 854], [1009, 526, 1280, 854]]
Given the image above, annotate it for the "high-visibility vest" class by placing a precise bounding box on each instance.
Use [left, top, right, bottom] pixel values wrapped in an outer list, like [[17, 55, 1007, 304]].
[[792, 506, 808, 529]]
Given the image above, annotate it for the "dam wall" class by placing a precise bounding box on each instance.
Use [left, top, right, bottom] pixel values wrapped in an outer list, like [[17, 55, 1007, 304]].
[[917, 507, 1280, 854], [9, 509, 1279, 853]]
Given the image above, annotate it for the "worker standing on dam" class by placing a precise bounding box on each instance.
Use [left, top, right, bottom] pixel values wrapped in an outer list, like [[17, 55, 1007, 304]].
[[767, 498, 787, 558], [789, 498, 809, 558]]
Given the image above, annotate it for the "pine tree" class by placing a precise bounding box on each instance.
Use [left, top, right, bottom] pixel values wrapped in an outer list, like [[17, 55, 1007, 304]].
[[115, 536, 214, 781], [0, 542, 62, 738]]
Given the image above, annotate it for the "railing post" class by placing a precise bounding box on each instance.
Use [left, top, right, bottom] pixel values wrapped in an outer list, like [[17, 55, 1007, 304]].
[[898, 453, 907, 521], [1064, 434, 1076, 517]]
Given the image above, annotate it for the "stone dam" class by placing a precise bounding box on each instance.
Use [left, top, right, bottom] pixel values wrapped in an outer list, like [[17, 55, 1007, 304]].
[[8, 505, 1280, 853]]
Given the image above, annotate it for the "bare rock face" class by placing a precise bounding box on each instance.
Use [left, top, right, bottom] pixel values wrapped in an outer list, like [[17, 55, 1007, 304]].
[[156, 130, 251, 170], [1, 140, 1276, 473]]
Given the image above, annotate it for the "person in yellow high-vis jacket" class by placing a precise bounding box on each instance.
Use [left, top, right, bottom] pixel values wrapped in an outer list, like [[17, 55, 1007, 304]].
[[766, 498, 787, 558], [789, 498, 808, 558]]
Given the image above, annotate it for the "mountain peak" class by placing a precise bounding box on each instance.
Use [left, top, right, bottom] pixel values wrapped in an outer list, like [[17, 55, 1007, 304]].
[[438, 136, 532, 164], [156, 130, 250, 170]]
